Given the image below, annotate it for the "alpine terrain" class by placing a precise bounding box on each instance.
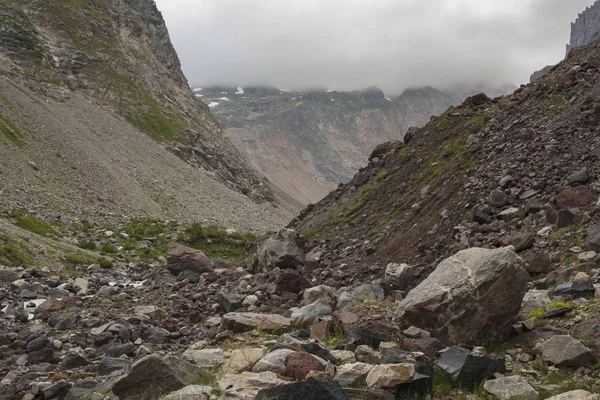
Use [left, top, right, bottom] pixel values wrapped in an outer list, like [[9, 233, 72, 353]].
[[0, 1, 600, 400], [200, 85, 515, 205]]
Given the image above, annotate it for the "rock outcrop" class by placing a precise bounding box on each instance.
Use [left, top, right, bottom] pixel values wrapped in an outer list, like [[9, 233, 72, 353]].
[[567, 1, 600, 57], [395, 247, 528, 345]]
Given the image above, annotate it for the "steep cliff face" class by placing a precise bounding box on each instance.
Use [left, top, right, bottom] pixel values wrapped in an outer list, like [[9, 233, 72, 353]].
[[0, 0, 273, 203], [202, 84, 514, 205], [567, 0, 600, 56]]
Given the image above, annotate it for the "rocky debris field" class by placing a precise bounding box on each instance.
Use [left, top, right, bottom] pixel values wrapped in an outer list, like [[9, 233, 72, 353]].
[[1, 223, 599, 399]]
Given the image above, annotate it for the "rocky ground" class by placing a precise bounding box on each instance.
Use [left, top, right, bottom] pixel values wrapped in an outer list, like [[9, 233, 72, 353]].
[[1, 221, 599, 399]]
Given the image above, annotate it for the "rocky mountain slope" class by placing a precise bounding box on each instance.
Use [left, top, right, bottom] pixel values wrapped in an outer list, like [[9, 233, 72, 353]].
[[532, 0, 600, 83], [1, 31, 600, 400], [0, 0, 290, 233], [567, 0, 600, 56], [200, 84, 514, 205]]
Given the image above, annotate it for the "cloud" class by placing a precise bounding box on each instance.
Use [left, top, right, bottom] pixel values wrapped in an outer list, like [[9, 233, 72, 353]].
[[155, 0, 596, 94]]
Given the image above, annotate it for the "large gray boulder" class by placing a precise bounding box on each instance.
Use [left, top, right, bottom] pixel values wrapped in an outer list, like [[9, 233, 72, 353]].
[[111, 355, 188, 399], [257, 228, 305, 270], [166, 243, 213, 276], [483, 375, 539, 400], [537, 335, 595, 368], [395, 247, 528, 345]]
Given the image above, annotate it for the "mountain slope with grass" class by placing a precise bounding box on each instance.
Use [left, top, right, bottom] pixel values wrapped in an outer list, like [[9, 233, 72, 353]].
[[202, 84, 514, 205], [0, 0, 290, 234]]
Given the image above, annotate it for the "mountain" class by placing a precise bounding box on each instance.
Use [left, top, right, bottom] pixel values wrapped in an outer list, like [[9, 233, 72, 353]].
[[532, 0, 600, 82], [200, 84, 515, 205], [290, 39, 600, 285], [0, 0, 290, 232], [567, 0, 600, 56]]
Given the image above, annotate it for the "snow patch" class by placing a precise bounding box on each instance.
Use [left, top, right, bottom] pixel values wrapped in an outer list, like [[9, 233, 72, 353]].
[[217, 97, 230, 101], [195, 94, 204, 98], [220, 91, 228, 94], [235, 87, 245, 94], [208, 102, 219, 108], [192, 88, 202, 92], [385, 97, 392, 102]]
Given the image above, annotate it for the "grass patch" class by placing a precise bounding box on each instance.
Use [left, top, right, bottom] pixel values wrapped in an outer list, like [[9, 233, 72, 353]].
[[527, 308, 546, 320], [432, 366, 454, 397], [0, 233, 33, 266], [180, 222, 258, 260], [15, 214, 62, 237], [0, 113, 24, 147]]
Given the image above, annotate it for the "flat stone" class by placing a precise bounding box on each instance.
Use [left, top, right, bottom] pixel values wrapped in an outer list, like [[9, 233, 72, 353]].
[[255, 381, 349, 400], [182, 348, 230, 368], [365, 364, 415, 389], [253, 349, 296, 375], [483, 375, 539, 400], [222, 312, 293, 333], [545, 391, 599, 400], [538, 335, 595, 368], [217, 372, 288, 399], [163, 385, 213, 400], [221, 347, 267, 374]]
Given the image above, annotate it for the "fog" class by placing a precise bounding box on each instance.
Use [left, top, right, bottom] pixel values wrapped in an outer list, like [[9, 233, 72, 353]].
[[155, 0, 596, 94]]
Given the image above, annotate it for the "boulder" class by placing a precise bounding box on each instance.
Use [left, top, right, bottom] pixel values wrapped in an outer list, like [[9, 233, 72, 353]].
[[217, 372, 288, 399], [585, 224, 600, 252], [276, 270, 311, 294], [537, 335, 595, 368], [166, 243, 213, 276], [369, 141, 403, 161], [487, 189, 508, 207], [553, 281, 596, 300], [182, 348, 230, 368], [255, 381, 349, 400], [163, 385, 213, 400], [222, 313, 293, 333], [334, 362, 375, 387], [42, 380, 72, 400], [435, 347, 506, 388], [111, 355, 188, 399], [352, 284, 384, 302], [222, 347, 267, 373], [257, 228, 305, 270], [526, 253, 552, 274], [98, 357, 132, 376], [385, 263, 415, 289], [303, 285, 337, 307], [253, 349, 296, 375], [292, 300, 332, 327], [217, 291, 245, 313], [567, 168, 590, 184], [520, 290, 552, 316], [483, 375, 539, 400], [395, 373, 433, 400], [395, 247, 528, 345], [545, 391, 599, 400], [365, 364, 415, 389], [284, 352, 326, 380]]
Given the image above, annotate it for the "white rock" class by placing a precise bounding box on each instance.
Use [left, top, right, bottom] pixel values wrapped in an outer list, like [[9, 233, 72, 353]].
[[334, 362, 375, 387], [252, 349, 296, 375], [221, 347, 267, 374], [182, 348, 230, 368], [483, 375, 539, 400], [163, 385, 213, 400], [303, 285, 337, 307], [365, 363, 415, 388], [330, 350, 356, 364], [545, 390, 599, 400]]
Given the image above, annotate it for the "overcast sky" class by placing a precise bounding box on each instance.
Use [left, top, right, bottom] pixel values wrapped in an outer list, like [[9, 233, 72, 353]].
[[155, 0, 596, 94]]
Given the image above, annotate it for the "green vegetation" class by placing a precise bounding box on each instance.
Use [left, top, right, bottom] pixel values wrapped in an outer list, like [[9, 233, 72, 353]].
[[122, 219, 175, 239], [180, 222, 258, 260], [0, 233, 33, 266], [14, 213, 62, 238], [0, 113, 24, 147], [526, 308, 546, 320]]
